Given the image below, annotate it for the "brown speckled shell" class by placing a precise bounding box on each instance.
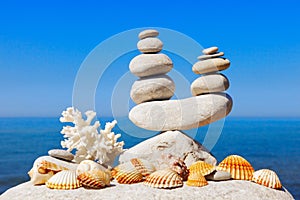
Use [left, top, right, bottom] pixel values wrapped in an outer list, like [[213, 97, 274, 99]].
[[217, 155, 254, 180], [189, 161, 215, 176], [77, 169, 111, 189], [46, 170, 81, 190], [144, 169, 183, 189], [252, 169, 282, 189]]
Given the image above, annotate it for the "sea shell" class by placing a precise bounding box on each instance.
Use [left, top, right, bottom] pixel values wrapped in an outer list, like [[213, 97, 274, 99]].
[[112, 162, 143, 184], [46, 170, 81, 190], [186, 171, 208, 187], [217, 155, 254, 180], [37, 160, 69, 174], [252, 169, 282, 189], [169, 157, 189, 181], [144, 169, 183, 189], [130, 158, 156, 177], [189, 161, 215, 176], [76, 160, 107, 175], [77, 169, 111, 189]]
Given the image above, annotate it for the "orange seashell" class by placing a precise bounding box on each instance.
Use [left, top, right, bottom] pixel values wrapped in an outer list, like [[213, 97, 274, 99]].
[[112, 162, 143, 184], [130, 158, 156, 177], [217, 155, 254, 180], [38, 160, 68, 174], [144, 169, 183, 189], [46, 170, 81, 190], [186, 171, 208, 187], [77, 169, 111, 189], [252, 169, 282, 189], [189, 161, 215, 176]]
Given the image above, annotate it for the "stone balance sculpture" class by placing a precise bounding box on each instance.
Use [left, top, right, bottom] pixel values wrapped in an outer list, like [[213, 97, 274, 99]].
[[120, 29, 233, 168]]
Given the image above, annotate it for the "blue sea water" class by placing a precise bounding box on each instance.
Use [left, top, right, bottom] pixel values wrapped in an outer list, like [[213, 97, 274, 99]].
[[0, 117, 299, 199]]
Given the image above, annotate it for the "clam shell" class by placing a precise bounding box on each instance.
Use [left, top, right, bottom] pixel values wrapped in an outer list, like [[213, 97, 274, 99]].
[[217, 155, 254, 180], [186, 171, 208, 187], [130, 158, 156, 177], [189, 161, 215, 176], [77, 169, 111, 189], [112, 162, 143, 184], [252, 169, 282, 189], [46, 170, 81, 190], [144, 169, 183, 189], [76, 160, 107, 175], [38, 160, 69, 174]]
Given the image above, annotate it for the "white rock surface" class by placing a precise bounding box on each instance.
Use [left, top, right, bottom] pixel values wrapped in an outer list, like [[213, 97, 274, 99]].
[[197, 52, 224, 60], [48, 149, 74, 161], [130, 75, 175, 104], [129, 93, 233, 131], [1, 180, 293, 200], [191, 73, 229, 96], [138, 29, 159, 40], [129, 54, 173, 77], [206, 170, 232, 181], [137, 37, 163, 53], [192, 58, 230, 74], [119, 130, 217, 167], [202, 46, 219, 55]]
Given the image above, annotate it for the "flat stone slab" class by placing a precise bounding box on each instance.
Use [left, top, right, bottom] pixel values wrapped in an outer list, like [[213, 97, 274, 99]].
[[129, 93, 233, 131], [1, 180, 293, 200]]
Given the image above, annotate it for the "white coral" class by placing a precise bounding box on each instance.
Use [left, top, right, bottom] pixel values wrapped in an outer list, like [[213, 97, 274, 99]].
[[59, 107, 124, 167]]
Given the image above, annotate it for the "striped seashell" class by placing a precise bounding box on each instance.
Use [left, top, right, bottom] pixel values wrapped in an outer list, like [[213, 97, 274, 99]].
[[186, 171, 208, 187], [77, 169, 111, 189], [130, 158, 156, 177], [144, 169, 183, 189], [252, 169, 282, 189], [112, 162, 143, 184], [76, 160, 107, 176], [38, 160, 69, 174], [169, 158, 189, 181], [217, 155, 254, 180], [189, 161, 215, 176], [46, 170, 81, 190]]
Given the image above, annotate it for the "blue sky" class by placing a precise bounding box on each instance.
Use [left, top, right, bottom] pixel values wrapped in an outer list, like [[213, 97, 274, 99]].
[[0, 0, 300, 117]]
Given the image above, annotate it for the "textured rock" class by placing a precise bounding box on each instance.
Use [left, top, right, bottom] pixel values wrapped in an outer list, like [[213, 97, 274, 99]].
[[129, 54, 173, 77], [137, 37, 163, 53], [197, 52, 224, 60], [191, 73, 229, 96], [119, 130, 217, 168], [1, 180, 294, 200], [129, 93, 233, 131], [48, 149, 74, 161], [130, 75, 175, 104], [138, 29, 159, 40], [192, 58, 230, 74], [206, 170, 232, 181], [202, 46, 219, 55]]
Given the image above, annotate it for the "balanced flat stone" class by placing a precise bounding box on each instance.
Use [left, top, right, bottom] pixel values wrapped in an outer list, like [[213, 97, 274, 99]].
[[48, 149, 74, 161], [138, 29, 159, 40], [197, 52, 224, 60], [130, 75, 175, 104], [191, 73, 229, 96], [119, 130, 217, 167], [192, 58, 230, 74], [206, 170, 232, 181], [202, 46, 218, 55], [137, 37, 163, 53], [129, 54, 173, 77], [129, 93, 233, 131]]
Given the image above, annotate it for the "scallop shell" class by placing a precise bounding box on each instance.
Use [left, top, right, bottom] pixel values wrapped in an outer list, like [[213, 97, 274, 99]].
[[252, 169, 282, 189], [186, 171, 208, 187], [130, 158, 156, 177], [46, 170, 81, 190], [189, 161, 215, 176], [37, 160, 69, 174], [77, 169, 111, 189], [217, 155, 254, 180], [144, 169, 183, 189], [76, 160, 107, 175], [112, 162, 143, 184]]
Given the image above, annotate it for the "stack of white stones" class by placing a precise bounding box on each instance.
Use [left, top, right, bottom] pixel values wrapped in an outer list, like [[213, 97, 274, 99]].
[[191, 46, 230, 96], [129, 29, 175, 104]]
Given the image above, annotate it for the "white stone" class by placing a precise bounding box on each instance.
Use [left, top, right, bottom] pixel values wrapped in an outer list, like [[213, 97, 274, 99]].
[[1, 180, 294, 200], [129, 93, 233, 131], [197, 52, 224, 60], [191, 73, 229, 96], [202, 46, 218, 55], [192, 58, 230, 74], [138, 29, 159, 39], [119, 130, 217, 168], [48, 149, 74, 161], [206, 170, 232, 181], [130, 75, 175, 104], [129, 54, 173, 77], [137, 37, 163, 53]]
